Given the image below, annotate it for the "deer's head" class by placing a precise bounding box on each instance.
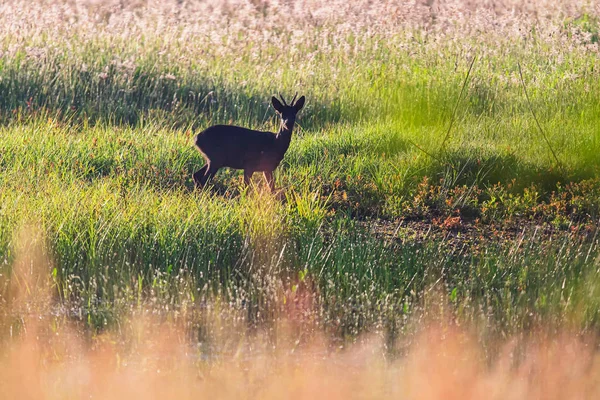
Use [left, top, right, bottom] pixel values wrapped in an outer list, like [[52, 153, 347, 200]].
[[272, 94, 305, 131]]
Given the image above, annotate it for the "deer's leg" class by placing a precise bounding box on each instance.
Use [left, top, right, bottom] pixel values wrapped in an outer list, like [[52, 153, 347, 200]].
[[193, 164, 208, 189], [263, 170, 275, 193], [243, 170, 254, 187], [203, 165, 220, 186]]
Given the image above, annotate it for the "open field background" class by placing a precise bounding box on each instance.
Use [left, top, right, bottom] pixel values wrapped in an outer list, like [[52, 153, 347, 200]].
[[1, 1, 600, 396]]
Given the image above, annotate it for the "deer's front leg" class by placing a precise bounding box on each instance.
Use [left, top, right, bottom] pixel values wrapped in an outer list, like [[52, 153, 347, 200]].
[[263, 170, 275, 193], [244, 170, 254, 187]]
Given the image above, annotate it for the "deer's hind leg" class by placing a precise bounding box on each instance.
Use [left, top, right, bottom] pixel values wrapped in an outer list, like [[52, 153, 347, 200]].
[[193, 163, 220, 189], [202, 164, 220, 186], [244, 170, 254, 187], [193, 164, 208, 189]]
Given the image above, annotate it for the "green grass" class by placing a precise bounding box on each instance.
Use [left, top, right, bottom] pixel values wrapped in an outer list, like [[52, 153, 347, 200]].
[[1, 1, 600, 347]]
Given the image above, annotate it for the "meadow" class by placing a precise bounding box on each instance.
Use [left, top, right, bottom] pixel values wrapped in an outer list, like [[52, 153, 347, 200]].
[[1, 0, 600, 397]]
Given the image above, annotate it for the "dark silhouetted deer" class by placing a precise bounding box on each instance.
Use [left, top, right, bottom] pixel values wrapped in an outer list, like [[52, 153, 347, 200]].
[[193, 94, 305, 192]]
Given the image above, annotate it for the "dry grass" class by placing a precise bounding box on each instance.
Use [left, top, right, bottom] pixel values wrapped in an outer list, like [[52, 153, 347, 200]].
[[2, 226, 600, 400], [2, 316, 600, 400]]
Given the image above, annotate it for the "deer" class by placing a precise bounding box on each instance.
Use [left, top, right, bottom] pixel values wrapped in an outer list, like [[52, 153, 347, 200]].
[[192, 94, 305, 193]]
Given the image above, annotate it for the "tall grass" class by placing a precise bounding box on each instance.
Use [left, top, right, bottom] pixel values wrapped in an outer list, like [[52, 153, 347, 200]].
[[5, 315, 600, 400]]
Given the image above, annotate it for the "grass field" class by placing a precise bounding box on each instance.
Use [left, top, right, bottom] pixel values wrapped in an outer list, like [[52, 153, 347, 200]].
[[1, 0, 600, 397]]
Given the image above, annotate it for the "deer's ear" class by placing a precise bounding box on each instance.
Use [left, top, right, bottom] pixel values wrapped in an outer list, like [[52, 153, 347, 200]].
[[294, 96, 305, 112], [272, 96, 284, 113]]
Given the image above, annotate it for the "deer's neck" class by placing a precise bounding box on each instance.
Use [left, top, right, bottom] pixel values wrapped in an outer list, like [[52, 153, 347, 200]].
[[275, 122, 294, 154]]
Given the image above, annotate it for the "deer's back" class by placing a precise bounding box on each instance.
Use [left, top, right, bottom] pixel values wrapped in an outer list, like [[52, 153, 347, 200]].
[[195, 125, 279, 170]]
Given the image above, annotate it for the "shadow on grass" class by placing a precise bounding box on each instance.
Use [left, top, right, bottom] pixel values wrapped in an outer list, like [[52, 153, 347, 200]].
[[434, 150, 589, 195], [0, 69, 348, 131], [287, 129, 412, 169]]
